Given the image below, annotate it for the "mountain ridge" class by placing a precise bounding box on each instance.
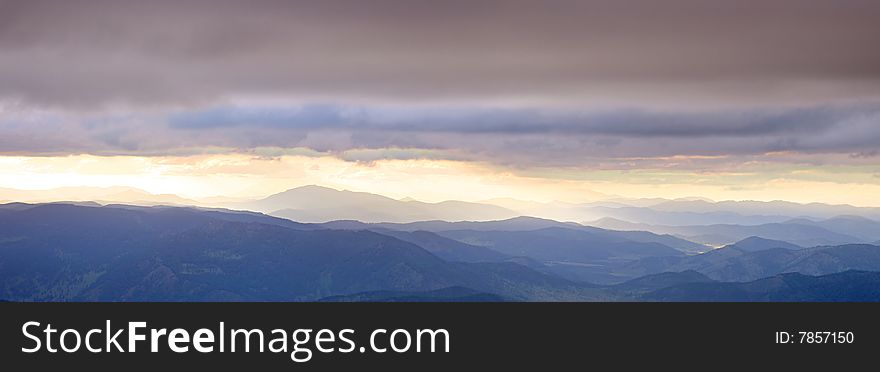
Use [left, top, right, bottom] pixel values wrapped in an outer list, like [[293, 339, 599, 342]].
[[238, 185, 519, 223], [0, 203, 590, 301], [642, 270, 880, 302]]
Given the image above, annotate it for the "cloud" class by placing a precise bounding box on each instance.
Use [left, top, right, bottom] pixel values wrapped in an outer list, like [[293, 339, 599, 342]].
[[2, 0, 879, 173], [3, 101, 880, 170], [166, 103, 864, 137], [1, 0, 880, 108], [168, 105, 351, 129]]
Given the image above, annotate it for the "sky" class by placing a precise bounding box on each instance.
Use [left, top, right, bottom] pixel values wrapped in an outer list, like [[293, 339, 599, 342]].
[[1, 0, 880, 206]]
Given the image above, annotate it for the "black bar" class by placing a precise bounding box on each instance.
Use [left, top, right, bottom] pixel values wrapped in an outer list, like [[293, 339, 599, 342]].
[[1, 302, 876, 369]]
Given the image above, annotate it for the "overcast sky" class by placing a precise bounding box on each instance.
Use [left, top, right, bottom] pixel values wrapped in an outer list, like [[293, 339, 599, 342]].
[[1, 0, 879, 204]]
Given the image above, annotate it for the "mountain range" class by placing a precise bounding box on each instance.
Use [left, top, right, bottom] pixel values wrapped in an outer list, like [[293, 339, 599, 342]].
[[2, 201, 879, 301], [323, 270, 880, 302], [616, 238, 880, 282], [318, 216, 707, 254], [641, 271, 880, 302], [591, 217, 877, 247], [5, 184, 880, 230], [0, 203, 588, 301], [0, 186, 201, 206]]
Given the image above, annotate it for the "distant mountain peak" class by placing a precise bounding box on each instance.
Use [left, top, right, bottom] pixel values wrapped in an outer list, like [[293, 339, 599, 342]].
[[282, 185, 360, 194], [673, 197, 716, 203], [242, 185, 518, 223], [504, 216, 567, 223], [266, 185, 395, 201], [290, 184, 335, 191]]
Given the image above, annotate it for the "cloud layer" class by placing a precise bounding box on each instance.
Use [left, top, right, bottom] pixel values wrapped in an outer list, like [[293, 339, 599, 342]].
[[2, 0, 880, 107], [1, 0, 879, 174], [2, 102, 879, 170]]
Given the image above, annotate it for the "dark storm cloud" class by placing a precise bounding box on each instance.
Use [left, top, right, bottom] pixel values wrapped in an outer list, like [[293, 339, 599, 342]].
[[1, 0, 880, 107]]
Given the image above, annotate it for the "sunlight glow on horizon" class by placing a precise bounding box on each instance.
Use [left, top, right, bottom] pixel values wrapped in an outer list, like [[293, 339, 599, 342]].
[[1, 153, 880, 208]]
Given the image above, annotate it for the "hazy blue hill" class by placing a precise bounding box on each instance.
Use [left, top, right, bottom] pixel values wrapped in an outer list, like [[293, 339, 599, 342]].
[[486, 198, 880, 227], [642, 271, 880, 302], [425, 225, 694, 284], [0, 203, 589, 301], [323, 270, 880, 302], [592, 229, 708, 254], [315, 220, 375, 230], [2, 203, 217, 234], [612, 270, 715, 293], [3, 202, 316, 233], [783, 244, 880, 276], [104, 204, 319, 230], [648, 199, 880, 221], [320, 217, 705, 255], [195, 209, 319, 230], [438, 227, 685, 263], [590, 217, 663, 232], [723, 236, 803, 252], [592, 218, 862, 247], [398, 216, 581, 232], [371, 229, 510, 263], [451, 261, 606, 301], [579, 205, 790, 226], [690, 248, 802, 282], [615, 245, 793, 283], [618, 241, 880, 283], [783, 215, 880, 243], [319, 216, 577, 232], [319, 216, 708, 261], [683, 222, 862, 247], [319, 286, 507, 302]]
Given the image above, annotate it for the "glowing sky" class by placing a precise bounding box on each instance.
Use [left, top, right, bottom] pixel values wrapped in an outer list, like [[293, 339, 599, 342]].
[[1, 1, 879, 206], [2, 153, 880, 207]]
